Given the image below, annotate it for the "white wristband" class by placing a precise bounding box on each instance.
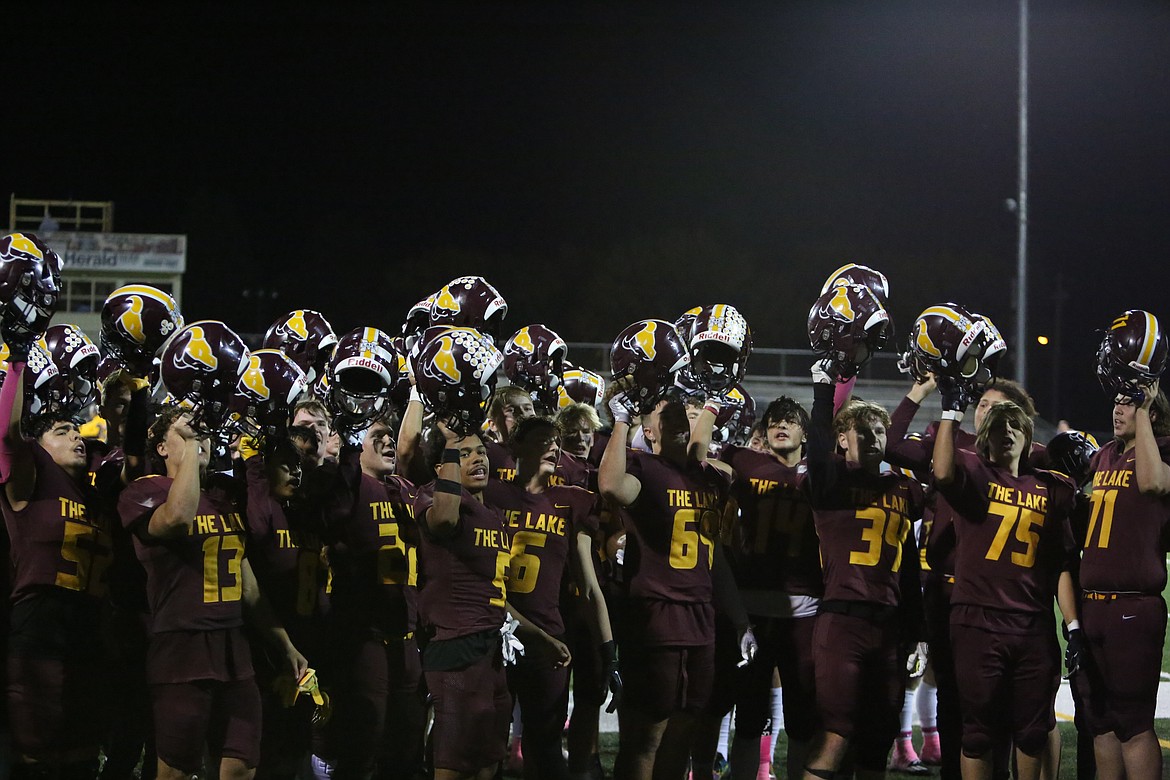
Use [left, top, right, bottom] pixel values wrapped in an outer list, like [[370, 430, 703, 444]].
[[409, 386, 422, 404], [1067, 619, 1080, 632], [941, 410, 964, 422]]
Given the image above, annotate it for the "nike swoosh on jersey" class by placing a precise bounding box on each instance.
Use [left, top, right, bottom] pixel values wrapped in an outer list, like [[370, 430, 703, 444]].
[[554, 504, 571, 509], [1122, 615, 1137, 620]]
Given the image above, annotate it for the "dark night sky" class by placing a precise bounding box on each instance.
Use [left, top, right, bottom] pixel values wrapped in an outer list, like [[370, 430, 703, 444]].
[[4, 0, 1169, 429]]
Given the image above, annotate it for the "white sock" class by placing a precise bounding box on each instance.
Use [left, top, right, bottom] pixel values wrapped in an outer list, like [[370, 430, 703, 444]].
[[718, 709, 732, 758], [310, 755, 334, 780], [916, 680, 938, 729], [899, 689, 915, 735], [770, 687, 784, 732], [512, 699, 524, 740]]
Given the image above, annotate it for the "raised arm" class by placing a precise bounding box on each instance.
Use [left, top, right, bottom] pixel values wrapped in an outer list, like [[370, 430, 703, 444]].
[[931, 379, 969, 487], [425, 423, 465, 534], [396, 386, 429, 486], [598, 421, 641, 507], [598, 386, 642, 507], [146, 421, 204, 539], [1, 359, 35, 507], [885, 377, 937, 472], [1134, 381, 1170, 495]]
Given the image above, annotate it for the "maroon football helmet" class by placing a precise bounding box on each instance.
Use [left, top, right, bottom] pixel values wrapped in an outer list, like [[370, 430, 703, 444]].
[[1046, 430, 1099, 487], [325, 327, 399, 426], [232, 348, 309, 438], [262, 309, 337, 386], [415, 327, 503, 435], [610, 319, 691, 415], [503, 325, 568, 413], [159, 320, 250, 435], [557, 363, 606, 409], [402, 294, 436, 352], [428, 276, 508, 342], [0, 232, 62, 338], [903, 303, 996, 385], [388, 336, 413, 410], [100, 284, 184, 374], [674, 306, 704, 347], [687, 304, 751, 394], [39, 324, 101, 414], [807, 284, 890, 378], [820, 263, 890, 305], [1097, 310, 1169, 400], [711, 383, 757, 451], [0, 342, 70, 420]]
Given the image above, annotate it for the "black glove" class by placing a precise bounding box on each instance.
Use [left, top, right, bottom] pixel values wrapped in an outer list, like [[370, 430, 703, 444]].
[[1064, 627, 1085, 677], [936, 376, 970, 415], [600, 639, 623, 714], [1, 324, 36, 362]]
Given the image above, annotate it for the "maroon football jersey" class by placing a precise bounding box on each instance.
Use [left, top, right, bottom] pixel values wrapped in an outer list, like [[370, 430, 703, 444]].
[[485, 439, 591, 488], [1079, 437, 1170, 593], [414, 484, 510, 641], [2, 443, 114, 605], [486, 439, 515, 481], [885, 410, 978, 580], [484, 479, 599, 636], [621, 449, 730, 645], [807, 456, 924, 606], [118, 475, 247, 633], [323, 464, 419, 638], [243, 458, 326, 649], [940, 450, 1077, 616], [719, 445, 821, 596]]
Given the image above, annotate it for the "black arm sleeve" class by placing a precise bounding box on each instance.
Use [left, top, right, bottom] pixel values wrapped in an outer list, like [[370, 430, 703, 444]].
[[806, 382, 841, 506], [122, 387, 152, 458]]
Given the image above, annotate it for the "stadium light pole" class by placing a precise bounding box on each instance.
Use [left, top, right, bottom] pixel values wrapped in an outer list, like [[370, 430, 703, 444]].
[[1015, 0, 1029, 385]]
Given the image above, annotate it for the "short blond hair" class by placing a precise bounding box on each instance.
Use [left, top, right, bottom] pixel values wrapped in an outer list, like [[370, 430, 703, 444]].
[[833, 399, 891, 436], [556, 402, 601, 432]]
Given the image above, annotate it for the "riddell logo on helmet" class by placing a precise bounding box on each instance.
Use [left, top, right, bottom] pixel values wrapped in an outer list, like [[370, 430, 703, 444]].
[[694, 331, 736, 346], [341, 357, 386, 375]]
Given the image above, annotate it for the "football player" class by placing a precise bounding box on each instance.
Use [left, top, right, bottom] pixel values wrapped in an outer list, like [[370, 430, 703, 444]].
[[0, 341, 115, 779], [932, 392, 1081, 780], [291, 399, 334, 467], [309, 413, 425, 780], [717, 396, 820, 780], [240, 434, 328, 780], [599, 392, 748, 780], [414, 422, 570, 780], [1074, 314, 1170, 780], [118, 407, 308, 780], [485, 416, 619, 780], [800, 363, 924, 780], [486, 385, 536, 474]]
